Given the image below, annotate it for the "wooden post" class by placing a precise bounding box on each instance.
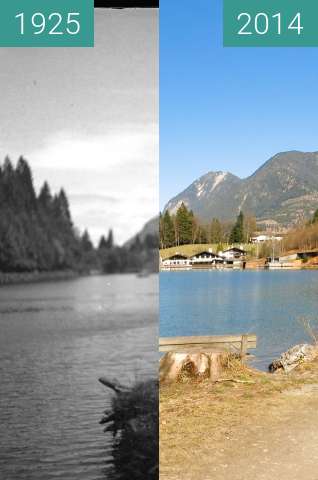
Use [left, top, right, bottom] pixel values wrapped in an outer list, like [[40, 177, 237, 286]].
[[240, 334, 248, 361]]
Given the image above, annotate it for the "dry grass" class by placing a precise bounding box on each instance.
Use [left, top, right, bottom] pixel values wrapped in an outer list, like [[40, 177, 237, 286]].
[[160, 356, 318, 477], [160, 244, 219, 259], [282, 222, 318, 253]]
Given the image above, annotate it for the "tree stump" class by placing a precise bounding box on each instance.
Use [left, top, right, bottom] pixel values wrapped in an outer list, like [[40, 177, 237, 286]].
[[159, 351, 229, 383], [99, 377, 158, 479]]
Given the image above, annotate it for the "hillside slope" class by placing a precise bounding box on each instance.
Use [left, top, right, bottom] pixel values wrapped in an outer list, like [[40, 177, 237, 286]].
[[165, 151, 318, 225]]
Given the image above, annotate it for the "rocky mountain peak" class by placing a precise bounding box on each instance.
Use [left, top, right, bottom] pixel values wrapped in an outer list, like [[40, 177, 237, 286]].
[[164, 151, 318, 226]]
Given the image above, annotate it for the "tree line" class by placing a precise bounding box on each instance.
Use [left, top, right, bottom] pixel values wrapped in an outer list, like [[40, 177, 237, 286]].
[[0, 157, 158, 274], [159, 203, 256, 249], [282, 208, 318, 253]]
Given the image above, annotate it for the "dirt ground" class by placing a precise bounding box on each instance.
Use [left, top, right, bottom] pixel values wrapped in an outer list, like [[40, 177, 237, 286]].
[[160, 358, 318, 480]]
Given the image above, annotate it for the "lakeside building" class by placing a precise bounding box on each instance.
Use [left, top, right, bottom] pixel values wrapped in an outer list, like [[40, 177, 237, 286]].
[[221, 247, 247, 260], [266, 250, 318, 269], [160, 247, 248, 270], [160, 253, 191, 269], [190, 250, 225, 266], [160, 246, 318, 271], [251, 234, 283, 243]]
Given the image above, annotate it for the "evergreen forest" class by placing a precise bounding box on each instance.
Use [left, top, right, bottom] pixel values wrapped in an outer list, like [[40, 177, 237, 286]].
[[0, 157, 158, 274]]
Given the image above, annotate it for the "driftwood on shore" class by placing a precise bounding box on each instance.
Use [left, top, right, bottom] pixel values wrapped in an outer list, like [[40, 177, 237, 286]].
[[99, 376, 158, 480], [160, 351, 231, 383], [269, 344, 318, 373]]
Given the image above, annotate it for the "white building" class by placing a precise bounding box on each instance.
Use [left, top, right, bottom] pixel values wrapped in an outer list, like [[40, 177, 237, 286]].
[[191, 250, 224, 265], [221, 247, 247, 260], [160, 253, 191, 269], [251, 235, 283, 243]]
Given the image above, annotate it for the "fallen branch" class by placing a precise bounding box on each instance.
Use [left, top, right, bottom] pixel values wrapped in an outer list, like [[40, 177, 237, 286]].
[[215, 378, 255, 384]]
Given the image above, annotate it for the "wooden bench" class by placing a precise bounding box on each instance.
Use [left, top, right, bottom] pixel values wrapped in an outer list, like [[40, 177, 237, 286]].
[[159, 334, 257, 357]]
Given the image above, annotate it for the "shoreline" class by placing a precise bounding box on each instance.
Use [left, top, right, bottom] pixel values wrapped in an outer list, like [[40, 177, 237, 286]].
[[0, 270, 81, 286], [0, 269, 154, 286], [160, 245, 318, 271], [160, 264, 318, 271]]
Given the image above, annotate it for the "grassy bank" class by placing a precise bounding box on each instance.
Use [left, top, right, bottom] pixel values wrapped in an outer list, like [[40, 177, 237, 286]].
[[160, 356, 318, 478]]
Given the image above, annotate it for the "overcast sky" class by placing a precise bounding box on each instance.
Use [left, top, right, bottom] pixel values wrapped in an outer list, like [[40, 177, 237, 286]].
[[0, 9, 158, 245]]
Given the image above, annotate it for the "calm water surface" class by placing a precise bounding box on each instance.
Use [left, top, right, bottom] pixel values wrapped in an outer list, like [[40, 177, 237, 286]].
[[160, 270, 318, 369], [0, 274, 157, 480]]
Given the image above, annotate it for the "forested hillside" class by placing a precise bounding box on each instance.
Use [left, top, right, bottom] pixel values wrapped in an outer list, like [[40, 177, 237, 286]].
[[0, 157, 158, 274], [165, 151, 318, 226]]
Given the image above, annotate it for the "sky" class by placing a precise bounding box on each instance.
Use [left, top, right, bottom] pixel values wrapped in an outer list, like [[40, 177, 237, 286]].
[[160, 0, 318, 208], [0, 9, 158, 245]]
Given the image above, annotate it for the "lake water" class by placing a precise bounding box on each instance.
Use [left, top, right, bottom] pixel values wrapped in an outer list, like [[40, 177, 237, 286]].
[[0, 274, 158, 480], [160, 270, 318, 370]]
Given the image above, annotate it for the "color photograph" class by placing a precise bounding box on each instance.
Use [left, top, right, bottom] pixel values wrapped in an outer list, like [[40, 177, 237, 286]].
[[160, 1, 318, 479]]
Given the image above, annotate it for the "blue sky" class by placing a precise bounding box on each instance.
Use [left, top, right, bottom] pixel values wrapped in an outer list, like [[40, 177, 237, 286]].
[[160, 0, 318, 208]]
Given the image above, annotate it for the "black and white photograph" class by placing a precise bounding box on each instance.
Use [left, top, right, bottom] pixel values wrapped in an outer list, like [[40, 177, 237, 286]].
[[0, 6, 158, 480]]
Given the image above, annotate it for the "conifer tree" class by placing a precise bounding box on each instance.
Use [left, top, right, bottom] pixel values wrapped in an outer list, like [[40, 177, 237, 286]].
[[106, 229, 114, 249], [38, 182, 53, 211], [98, 235, 108, 250], [16, 156, 36, 209], [210, 218, 222, 243], [229, 211, 245, 244], [161, 210, 175, 247], [2, 157, 15, 205], [57, 188, 72, 224], [3, 156, 14, 179], [176, 203, 192, 245], [81, 230, 94, 252]]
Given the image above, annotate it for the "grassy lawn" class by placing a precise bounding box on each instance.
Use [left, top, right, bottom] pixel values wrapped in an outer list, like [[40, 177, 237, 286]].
[[160, 243, 255, 259]]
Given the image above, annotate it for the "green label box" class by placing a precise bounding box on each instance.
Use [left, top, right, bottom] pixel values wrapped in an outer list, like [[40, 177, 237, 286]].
[[0, 0, 94, 47], [224, 0, 318, 47]]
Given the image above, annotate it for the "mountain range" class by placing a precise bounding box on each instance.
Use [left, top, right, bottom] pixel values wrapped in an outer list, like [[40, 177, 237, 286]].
[[164, 151, 318, 226]]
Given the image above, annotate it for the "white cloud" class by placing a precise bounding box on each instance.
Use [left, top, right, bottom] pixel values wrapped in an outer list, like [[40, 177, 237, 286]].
[[29, 125, 157, 171], [27, 125, 158, 245]]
